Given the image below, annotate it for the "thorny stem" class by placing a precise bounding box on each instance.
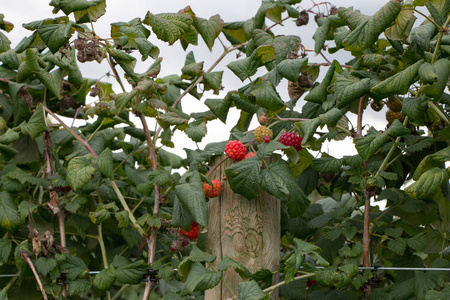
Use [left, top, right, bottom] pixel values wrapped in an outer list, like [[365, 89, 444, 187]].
[[357, 96, 366, 138], [138, 112, 161, 300], [20, 249, 48, 300], [363, 186, 372, 300], [263, 273, 315, 293]]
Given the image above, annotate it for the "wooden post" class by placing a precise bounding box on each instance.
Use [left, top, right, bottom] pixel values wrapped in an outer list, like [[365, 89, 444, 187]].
[[206, 155, 280, 300]]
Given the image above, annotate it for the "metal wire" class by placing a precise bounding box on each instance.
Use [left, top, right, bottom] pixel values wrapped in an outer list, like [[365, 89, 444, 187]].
[[1, 266, 449, 279]]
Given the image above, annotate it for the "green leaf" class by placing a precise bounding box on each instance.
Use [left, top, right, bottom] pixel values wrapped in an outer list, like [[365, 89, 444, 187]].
[[402, 96, 429, 124], [185, 121, 207, 143], [61, 254, 88, 280], [181, 61, 203, 78], [335, 74, 371, 109], [93, 267, 116, 291], [66, 154, 96, 190], [342, 0, 402, 52], [225, 157, 261, 200], [386, 119, 410, 137], [319, 108, 345, 127], [257, 141, 289, 158], [353, 128, 389, 161], [261, 168, 290, 199], [95, 147, 113, 179], [371, 59, 424, 96], [385, 5, 417, 40], [67, 279, 92, 297], [276, 57, 308, 82], [436, 191, 450, 231], [0, 129, 19, 144], [406, 232, 428, 252], [51, 0, 106, 23], [413, 146, 450, 180], [238, 280, 267, 300], [217, 257, 252, 279], [313, 17, 331, 54], [269, 160, 310, 217], [180, 263, 222, 296], [284, 250, 305, 283], [421, 58, 450, 99], [188, 245, 216, 263], [144, 12, 192, 45], [35, 257, 57, 276], [205, 96, 232, 123], [312, 156, 342, 173], [193, 15, 224, 51], [321, 226, 343, 241], [405, 167, 448, 199], [298, 118, 321, 143], [0, 238, 12, 266], [37, 22, 74, 53], [0, 191, 22, 230], [203, 71, 223, 95], [249, 81, 285, 111], [414, 270, 445, 299], [112, 256, 147, 284], [175, 171, 208, 227], [304, 60, 340, 103]]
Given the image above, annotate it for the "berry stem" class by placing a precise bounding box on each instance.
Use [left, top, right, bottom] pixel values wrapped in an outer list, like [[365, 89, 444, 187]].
[[206, 155, 229, 178]]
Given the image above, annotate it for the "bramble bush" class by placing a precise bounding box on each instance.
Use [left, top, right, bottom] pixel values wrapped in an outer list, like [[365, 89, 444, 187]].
[[0, 0, 449, 299]]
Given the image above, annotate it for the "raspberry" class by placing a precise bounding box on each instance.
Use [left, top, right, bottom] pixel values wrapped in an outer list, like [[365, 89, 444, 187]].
[[254, 126, 273, 143], [225, 140, 246, 161], [178, 221, 201, 241], [279, 131, 303, 151], [263, 136, 271, 143], [386, 97, 402, 112], [307, 280, 317, 287], [244, 152, 257, 159], [386, 110, 403, 124], [203, 179, 222, 198]]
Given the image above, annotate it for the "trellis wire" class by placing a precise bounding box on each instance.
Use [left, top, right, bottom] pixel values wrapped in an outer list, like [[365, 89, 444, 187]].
[[1, 266, 450, 278]]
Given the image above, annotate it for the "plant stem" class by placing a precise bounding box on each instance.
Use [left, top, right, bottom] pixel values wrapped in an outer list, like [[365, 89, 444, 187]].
[[363, 186, 372, 300], [107, 55, 126, 93], [20, 249, 48, 300], [431, 14, 450, 64], [428, 101, 450, 125], [98, 223, 111, 300], [262, 273, 315, 293], [357, 96, 366, 137], [374, 116, 410, 177], [111, 284, 130, 300], [413, 8, 441, 30]]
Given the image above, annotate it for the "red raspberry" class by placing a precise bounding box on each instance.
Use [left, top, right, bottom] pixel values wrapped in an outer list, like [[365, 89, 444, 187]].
[[279, 131, 303, 151], [244, 152, 257, 159], [225, 140, 246, 161], [263, 136, 271, 143], [171, 235, 189, 251], [203, 179, 222, 198], [254, 126, 273, 143], [307, 280, 317, 287], [178, 221, 201, 241]]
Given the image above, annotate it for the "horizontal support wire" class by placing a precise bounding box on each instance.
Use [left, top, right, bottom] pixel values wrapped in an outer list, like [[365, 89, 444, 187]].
[[2, 266, 450, 278]]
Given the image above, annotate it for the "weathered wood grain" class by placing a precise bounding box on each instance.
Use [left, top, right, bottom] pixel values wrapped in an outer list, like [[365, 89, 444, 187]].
[[205, 155, 280, 299]]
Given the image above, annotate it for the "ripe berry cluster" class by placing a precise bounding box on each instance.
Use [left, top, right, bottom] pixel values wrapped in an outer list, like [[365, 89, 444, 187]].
[[225, 140, 247, 161], [202, 179, 222, 198], [178, 221, 201, 241], [279, 131, 303, 151]]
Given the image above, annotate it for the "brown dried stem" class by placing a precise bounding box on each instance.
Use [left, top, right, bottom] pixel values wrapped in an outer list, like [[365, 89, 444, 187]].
[[20, 249, 48, 300]]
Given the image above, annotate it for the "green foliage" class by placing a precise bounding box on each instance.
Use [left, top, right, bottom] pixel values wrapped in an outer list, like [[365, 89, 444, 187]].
[[0, 0, 449, 299]]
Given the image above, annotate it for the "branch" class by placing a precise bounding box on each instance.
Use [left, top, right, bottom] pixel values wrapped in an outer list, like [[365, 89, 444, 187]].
[[20, 249, 48, 300], [262, 273, 315, 294], [356, 96, 366, 137]]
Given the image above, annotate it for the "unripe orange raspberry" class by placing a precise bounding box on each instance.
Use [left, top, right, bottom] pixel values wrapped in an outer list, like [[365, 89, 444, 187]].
[[202, 179, 222, 198], [244, 152, 257, 159]]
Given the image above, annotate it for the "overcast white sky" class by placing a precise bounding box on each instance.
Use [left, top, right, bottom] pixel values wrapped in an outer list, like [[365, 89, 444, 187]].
[[2, 1, 399, 159]]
